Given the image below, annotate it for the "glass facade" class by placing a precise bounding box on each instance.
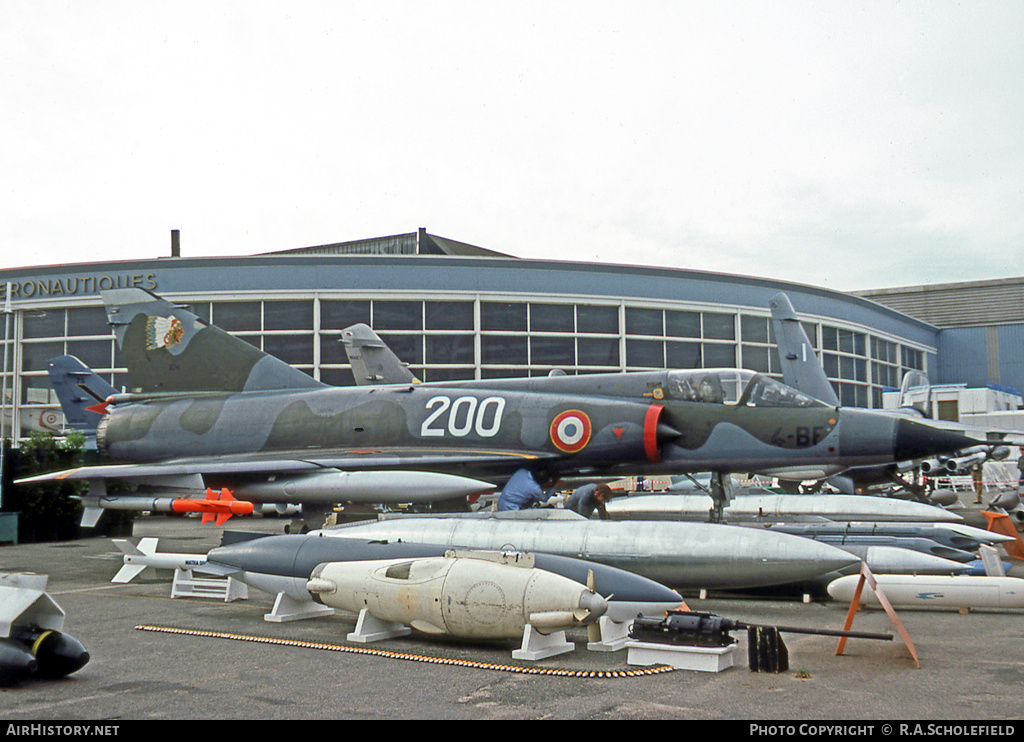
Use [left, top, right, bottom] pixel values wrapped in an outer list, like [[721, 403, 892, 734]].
[[0, 292, 932, 439]]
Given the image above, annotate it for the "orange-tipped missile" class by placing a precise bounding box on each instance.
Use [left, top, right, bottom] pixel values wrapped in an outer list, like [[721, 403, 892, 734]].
[[169, 489, 255, 525]]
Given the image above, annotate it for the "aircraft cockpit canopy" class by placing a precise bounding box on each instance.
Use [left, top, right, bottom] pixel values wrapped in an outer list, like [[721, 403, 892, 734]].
[[666, 369, 826, 409]]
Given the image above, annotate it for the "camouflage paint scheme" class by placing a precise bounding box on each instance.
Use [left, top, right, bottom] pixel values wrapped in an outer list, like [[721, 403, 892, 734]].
[[21, 289, 984, 505]]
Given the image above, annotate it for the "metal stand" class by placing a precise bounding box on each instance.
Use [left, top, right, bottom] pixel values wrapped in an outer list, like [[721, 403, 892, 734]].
[[346, 609, 410, 643], [512, 625, 574, 661], [264, 592, 335, 623]]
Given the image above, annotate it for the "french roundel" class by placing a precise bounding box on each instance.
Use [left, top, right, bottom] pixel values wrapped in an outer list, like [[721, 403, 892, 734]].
[[550, 410, 592, 453]]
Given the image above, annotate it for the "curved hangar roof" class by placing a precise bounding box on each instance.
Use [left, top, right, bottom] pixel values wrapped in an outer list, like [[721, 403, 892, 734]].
[[0, 230, 936, 348]]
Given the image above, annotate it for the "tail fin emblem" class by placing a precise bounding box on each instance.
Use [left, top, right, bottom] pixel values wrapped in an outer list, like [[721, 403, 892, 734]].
[[145, 316, 185, 350]]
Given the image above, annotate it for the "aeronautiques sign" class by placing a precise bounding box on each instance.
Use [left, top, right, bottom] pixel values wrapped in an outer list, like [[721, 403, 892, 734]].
[[0, 272, 159, 301]]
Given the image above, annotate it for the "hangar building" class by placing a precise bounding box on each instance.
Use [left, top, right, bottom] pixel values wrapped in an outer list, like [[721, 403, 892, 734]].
[[0, 229, 1016, 440]]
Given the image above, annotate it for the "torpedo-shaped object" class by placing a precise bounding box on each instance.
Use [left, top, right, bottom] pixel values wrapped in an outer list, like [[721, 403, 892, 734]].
[[200, 533, 684, 623], [232, 470, 497, 504], [604, 494, 963, 523], [855, 546, 973, 575], [317, 512, 861, 589]]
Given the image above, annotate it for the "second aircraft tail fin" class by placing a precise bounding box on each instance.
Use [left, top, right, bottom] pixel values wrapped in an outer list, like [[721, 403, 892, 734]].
[[341, 323, 419, 385], [46, 355, 117, 435], [769, 292, 840, 406]]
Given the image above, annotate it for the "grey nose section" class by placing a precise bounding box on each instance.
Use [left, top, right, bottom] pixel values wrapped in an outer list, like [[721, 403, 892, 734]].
[[894, 418, 981, 462], [578, 590, 608, 623]]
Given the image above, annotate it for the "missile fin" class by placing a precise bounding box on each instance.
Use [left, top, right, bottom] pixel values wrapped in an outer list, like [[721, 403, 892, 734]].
[[111, 564, 148, 584]]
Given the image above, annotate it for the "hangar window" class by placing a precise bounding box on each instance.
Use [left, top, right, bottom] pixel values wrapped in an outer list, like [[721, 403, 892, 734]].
[[481, 302, 527, 332], [626, 339, 663, 368], [263, 335, 313, 366], [577, 305, 618, 335], [425, 301, 473, 331], [902, 347, 923, 370], [320, 367, 356, 387], [531, 303, 574, 333], [741, 344, 770, 374], [67, 306, 111, 337], [839, 383, 869, 407], [666, 311, 700, 338], [321, 300, 371, 329], [381, 333, 423, 365], [577, 337, 619, 367], [702, 343, 735, 367], [740, 315, 770, 344], [373, 301, 421, 331], [626, 308, 662, 336], [666, 341, 701, 369], [20, 341, 63, 372], [426, 335, 475, 365], [482, 335, 527, 365], [22, 310, 65, 339], [319, 335, 348, 365], [264, 301, 313, 331], [66, 340, 112, 371], [822, 326, 865, 355], [873, 338, 898, 364], [482, 367, 529, 379], [531, 336, 574, 366], [21, 374, 58, 405], [702, 313, 735, 341], [873, 361, 900, 389], [213, 301, 261, 332], [422, 367, 476, 382]]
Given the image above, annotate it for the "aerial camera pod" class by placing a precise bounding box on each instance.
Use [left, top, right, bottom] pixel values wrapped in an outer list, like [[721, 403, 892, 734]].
[[307, 550, 607, 640]]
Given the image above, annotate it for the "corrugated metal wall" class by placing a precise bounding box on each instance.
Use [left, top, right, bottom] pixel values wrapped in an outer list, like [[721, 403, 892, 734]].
[[857, 278, 1024, 327]]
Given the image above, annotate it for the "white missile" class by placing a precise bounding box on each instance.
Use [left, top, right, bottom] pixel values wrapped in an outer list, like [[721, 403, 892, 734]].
[[919, 523, 1017, 545], [306, 550, 607, 639], [858, 546, 970, 575], [827, 573, 1024, 610], [233, 469, 495, 504], [111, 538, 209, 583], [604, 494, 963, 523]]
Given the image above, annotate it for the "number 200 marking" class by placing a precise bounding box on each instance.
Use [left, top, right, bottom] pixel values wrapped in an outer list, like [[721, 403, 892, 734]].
[[421, 395, 506, 438]]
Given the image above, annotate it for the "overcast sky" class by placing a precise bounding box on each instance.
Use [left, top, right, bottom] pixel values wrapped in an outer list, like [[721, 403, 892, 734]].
[[2, 1, 1022, 292]]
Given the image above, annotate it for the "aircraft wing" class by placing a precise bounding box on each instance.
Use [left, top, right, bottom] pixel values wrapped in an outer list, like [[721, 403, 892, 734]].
[[15, 447, 556, 485]]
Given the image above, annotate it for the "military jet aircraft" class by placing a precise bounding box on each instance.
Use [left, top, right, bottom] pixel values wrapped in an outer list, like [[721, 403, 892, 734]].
[[18, 288, 988, 529], [768, 291, 1022, 498]]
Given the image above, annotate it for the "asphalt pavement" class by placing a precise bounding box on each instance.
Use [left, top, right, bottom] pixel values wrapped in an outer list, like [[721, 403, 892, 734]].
[[0, 496, 1022, 722]]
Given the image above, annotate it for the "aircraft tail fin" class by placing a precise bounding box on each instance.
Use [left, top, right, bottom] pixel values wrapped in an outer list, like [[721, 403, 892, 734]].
[[341, 323, 419, 385], [45, 356, 116, 435], [102, 288, 325, 394], [769, 293, 840, 406]]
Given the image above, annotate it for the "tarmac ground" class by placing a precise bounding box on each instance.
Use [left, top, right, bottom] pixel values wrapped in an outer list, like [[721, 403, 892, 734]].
[[1, 492, 1022, 722]]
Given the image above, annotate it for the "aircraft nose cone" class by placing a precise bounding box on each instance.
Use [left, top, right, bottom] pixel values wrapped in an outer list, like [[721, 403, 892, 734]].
[[894, 418, 981, 462]]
